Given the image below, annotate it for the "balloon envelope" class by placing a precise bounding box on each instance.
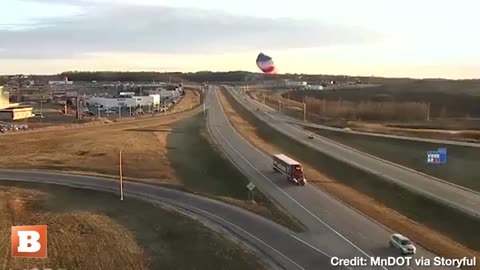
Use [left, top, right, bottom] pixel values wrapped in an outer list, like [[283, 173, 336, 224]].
[[256, 53, 275, 73]]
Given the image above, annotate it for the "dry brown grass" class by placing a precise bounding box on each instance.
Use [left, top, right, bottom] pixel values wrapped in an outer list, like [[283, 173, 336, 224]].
[[253, 90, 480, 142], [260, 91, 429, 121], [348, 121, 480, 142], [169, 89, 201, 113], [0, 187, 149, 270], [0, 108, 194, 184], [0, 90, 202, 183], [218, 88, 480, 269], [0, 121, 178, 182]]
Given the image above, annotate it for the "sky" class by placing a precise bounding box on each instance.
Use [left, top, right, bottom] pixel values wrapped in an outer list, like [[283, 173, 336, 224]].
[[0, 0, 479, 78]]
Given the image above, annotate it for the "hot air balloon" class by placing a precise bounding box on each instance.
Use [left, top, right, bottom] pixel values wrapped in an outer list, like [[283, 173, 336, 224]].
[[256, 52, 275, 73]]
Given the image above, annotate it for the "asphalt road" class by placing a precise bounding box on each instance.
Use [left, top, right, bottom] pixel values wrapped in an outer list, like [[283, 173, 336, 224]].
[[205, 87, 457, 270], [243, 88, 480, 148], [226, 86, 480, 219], [0, 169, 338, 270]]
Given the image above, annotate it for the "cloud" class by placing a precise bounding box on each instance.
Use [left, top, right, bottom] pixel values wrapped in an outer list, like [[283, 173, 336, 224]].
[[0, 0, 381, 59]]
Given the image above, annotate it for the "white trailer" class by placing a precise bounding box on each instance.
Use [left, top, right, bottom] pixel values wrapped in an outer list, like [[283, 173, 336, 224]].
[[272, 154, 307, 185]]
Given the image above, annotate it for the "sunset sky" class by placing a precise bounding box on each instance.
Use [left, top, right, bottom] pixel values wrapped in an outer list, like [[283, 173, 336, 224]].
[[1, 0, 479, 78]]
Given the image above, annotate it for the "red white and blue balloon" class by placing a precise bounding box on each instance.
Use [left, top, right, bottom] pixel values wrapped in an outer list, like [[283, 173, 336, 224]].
[[256, 52, 276, 74]]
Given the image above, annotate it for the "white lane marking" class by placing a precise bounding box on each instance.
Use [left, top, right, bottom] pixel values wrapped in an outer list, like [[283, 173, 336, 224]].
[[211, 89, 390, 270], [0, 176, 304, 270], [289, 234, 355, 270], [232, 90, 480, 217], [180, 202, 306, 270]]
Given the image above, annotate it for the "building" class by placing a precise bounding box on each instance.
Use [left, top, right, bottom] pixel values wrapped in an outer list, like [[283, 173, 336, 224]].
[[0, 86, 33, 121], [0, 107, 33, 120], [0, 86, 9, 109], [119, 92, 135, 97], [149, 94, 161, 105], [49, 76, 73, 85], [284, 80, 307, 88], [86, 97, 136, 108], [133, 96, 154, 106], [304, 85, 324, 90], [49, 80, 73, 85]]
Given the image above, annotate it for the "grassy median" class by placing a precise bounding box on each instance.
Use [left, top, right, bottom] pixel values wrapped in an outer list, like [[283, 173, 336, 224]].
[[302, 127, 480, 192]]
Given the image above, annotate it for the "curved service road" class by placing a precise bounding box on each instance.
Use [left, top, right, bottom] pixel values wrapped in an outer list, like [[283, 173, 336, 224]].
[[0, 169, 341, 270]]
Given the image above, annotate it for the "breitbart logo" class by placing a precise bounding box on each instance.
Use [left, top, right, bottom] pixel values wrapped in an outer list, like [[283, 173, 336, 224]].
[[11, 225, 47, 258]]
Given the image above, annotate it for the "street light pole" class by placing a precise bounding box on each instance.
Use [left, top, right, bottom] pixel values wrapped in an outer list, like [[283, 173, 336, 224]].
[[119, 136, 139, 201]]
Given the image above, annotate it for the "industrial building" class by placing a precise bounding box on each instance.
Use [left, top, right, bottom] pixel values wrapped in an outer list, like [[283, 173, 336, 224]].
[[86, 94, 163, 109], [86, 97, 136, 108], [0, 86, 33, 121], [284, 80, 307, 87], [49, 76, 73, 85]]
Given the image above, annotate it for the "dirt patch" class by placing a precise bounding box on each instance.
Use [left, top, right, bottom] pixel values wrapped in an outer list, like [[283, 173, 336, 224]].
[[218, 87, 480, 269], [0, 187, 149, 270]]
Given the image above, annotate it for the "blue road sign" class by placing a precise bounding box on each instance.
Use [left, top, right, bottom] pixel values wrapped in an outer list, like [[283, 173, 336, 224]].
[[427, 148, 447, 164]]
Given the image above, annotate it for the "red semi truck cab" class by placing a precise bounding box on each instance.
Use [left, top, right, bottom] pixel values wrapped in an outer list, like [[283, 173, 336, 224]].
[[272, 154, 307, 185]]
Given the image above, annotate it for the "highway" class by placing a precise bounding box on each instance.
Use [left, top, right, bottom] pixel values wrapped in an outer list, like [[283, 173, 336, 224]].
[[299, 122, 480, 148], [225, 86, 480, 219], [205, 87, 456, 270], [0, 90, 460, 270], [0, 169, 341, 270], [245, 88, 480, 148]]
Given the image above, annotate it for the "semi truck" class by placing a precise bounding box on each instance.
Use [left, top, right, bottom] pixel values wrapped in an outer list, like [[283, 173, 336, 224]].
[[272, 154, 307, 185]]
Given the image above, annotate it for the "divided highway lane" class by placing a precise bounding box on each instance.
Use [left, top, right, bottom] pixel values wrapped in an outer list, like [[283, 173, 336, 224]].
[[206, 88, 456, 270], [0, 169, 342, 270], [228, 86, 480, 219], [241, 88, 480, 148]]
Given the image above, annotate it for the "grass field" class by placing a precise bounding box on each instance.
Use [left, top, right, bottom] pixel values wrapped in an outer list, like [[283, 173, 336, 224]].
[[0, 96, 301, 231], [303, 127, 480, 192], [219, 87, 480, 266], [0, 183, 266, 270]]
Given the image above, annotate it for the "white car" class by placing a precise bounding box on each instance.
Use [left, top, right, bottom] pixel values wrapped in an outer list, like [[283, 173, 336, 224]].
[[390, 233, 416, 255]]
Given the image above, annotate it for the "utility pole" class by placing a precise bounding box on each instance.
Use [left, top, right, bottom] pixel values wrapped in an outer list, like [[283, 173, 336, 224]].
[[118, 105, 121, 118], [119, 136, 139, 201], [426, 102, 431, 121], [119, 149, 124, 200], [303, 102, 306, 122], [75, 98, 78, 120], [40, 96, 43, 117]]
